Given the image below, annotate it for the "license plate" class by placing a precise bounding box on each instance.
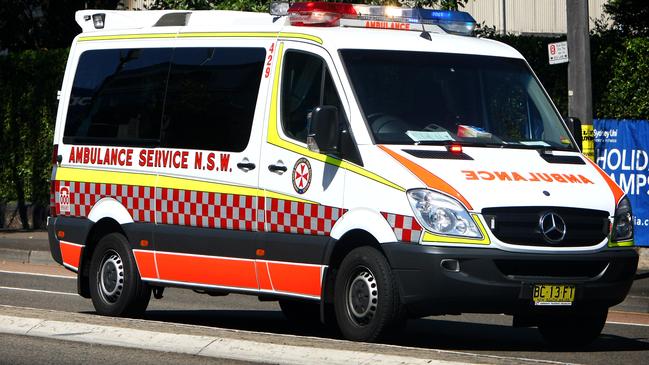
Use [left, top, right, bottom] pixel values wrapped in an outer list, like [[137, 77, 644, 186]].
[[532, 284, 575, 306]]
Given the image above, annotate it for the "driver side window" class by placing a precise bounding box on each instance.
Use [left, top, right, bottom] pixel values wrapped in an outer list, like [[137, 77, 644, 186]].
[[280, 51, 343, 143]]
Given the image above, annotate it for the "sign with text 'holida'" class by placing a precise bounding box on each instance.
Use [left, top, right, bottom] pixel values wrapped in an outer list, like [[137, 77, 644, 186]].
[[594, 119, 649, 247]]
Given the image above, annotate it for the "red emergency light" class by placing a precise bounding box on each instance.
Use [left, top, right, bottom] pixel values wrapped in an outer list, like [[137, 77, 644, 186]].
[[287, 2, 357, 26]]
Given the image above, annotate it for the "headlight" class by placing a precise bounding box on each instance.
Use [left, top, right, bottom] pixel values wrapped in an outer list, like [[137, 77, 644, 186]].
[[611, 196, 633, 242], [407, 189, 481, 238]]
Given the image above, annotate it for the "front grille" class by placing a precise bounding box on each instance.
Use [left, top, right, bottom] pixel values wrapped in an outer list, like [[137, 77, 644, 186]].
[[482, 206, 609, 247]]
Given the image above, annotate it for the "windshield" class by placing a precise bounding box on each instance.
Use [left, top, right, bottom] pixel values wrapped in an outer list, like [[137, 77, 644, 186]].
[[341, 50, 575, 150]]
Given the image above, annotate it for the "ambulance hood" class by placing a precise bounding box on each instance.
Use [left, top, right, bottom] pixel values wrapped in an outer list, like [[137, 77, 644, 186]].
[[385, 146, 618, 215]]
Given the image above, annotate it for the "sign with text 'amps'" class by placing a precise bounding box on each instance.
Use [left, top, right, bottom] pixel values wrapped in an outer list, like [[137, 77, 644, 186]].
[[594, 119, 649, 247]]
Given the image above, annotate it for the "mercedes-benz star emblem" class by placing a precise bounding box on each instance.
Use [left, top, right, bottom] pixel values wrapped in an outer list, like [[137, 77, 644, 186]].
[[539, 212, 567, 243]]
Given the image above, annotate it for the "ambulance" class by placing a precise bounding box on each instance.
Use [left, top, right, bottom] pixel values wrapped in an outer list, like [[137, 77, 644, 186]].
[[48, 1, 638, 345]]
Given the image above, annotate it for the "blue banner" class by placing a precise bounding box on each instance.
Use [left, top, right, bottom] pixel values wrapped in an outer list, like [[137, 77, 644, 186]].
[[594, 119, 649, 247]]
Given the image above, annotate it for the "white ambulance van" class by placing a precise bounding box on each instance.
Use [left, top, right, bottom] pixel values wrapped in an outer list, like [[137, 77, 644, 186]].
[[48, 1, 638, 345]]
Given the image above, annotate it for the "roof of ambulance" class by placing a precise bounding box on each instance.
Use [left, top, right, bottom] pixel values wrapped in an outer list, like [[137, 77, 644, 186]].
[[282, 25, 523, 59], [76, 10, 523, 60]]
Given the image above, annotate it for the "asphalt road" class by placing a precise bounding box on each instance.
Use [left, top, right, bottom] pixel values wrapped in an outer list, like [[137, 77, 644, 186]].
[[1, 262, 649, 365]]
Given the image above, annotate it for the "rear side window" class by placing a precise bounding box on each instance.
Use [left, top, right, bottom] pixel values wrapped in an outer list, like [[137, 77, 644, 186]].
[[64, 48, 172, 146], [162, 47, 265, 152]]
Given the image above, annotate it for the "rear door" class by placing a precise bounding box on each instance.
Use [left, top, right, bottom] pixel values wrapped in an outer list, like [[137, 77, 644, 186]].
[[152, 40, 270, 293], [257, 41, 349, 299]]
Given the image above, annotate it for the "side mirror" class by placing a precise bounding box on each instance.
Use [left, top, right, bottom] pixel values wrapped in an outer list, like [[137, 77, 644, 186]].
[[566, 117, 582, 151], [307, 105, 340, 155]]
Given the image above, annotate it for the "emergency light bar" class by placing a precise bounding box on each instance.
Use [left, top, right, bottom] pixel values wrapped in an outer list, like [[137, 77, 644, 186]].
[[271, 1, 477, 36]]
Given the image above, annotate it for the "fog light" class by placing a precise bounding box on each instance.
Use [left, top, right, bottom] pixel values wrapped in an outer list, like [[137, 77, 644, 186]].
[[440, 259, 460, 272]]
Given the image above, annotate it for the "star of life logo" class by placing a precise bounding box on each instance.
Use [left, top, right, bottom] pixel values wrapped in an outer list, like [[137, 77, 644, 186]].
[[292, 158, 312, 194], [59, 186, 71, 213]]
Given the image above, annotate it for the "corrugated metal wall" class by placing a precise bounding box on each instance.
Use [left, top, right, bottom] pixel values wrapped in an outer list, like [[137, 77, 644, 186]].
[[463, 0, 609, 35]]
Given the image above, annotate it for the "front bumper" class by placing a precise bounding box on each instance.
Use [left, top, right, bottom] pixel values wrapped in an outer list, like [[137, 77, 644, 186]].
[[382, 243, 638, 317]]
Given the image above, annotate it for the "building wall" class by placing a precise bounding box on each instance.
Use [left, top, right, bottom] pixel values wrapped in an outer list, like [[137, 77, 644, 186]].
[[123, 0, 608, 35], [124, 0, 153, 9], [463, 0, 609, 35]]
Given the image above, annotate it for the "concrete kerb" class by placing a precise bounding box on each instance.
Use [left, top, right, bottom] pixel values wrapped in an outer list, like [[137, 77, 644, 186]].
[[0, 314, 470, 365], [0, 249, 53, 265]]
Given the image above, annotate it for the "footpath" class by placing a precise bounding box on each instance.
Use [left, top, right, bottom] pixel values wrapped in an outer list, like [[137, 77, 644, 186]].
[[1, 230, 648, 313]]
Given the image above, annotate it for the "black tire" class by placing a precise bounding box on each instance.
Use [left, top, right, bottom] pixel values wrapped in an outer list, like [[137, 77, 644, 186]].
[[279, 299, 320, 323], [538, 309, 608, 348], [334, 246, 403, 342], [89, 232, 151, 317]]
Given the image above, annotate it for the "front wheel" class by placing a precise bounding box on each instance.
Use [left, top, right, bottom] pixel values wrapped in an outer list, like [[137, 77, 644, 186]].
[[537, 309, 608, 348], [89, 232, 151, 317], [334, 246, 403, 342]]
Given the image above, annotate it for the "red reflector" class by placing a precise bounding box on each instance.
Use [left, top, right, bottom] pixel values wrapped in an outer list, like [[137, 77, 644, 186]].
[[57, 231, 65, 239], [140, 239, 149, 247], [256, 248, 265, 257], [449, 144, 463, 153], [52, 144, 59, 165]]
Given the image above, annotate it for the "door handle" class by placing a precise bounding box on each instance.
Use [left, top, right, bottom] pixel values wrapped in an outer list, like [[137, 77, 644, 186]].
[[268, 161, 287, 174], [237, 158, 256, 172]]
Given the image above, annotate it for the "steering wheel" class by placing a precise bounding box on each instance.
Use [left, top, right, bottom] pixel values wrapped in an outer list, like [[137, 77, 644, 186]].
[[367, 113, 410, 134]]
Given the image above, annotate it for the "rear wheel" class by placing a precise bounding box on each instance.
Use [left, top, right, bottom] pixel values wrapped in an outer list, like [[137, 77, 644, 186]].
[[334, 246, 403, 342], [89, 232, 151, 317], [537, 309, 608, 348]]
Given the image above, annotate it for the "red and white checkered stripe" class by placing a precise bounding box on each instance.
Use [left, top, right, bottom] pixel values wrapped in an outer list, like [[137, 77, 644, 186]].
[[53, 180, 345, 235], [381, 212, 423, 243], [155, 188, 265, 231], [54, 180, 155, 222], [265, 198, 345, 235]]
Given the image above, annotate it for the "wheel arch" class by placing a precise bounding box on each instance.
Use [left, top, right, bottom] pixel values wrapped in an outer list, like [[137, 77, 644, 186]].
[[78, 217, 128, 298], [330, 207, 396, 244], [320, 228, 386, 323]]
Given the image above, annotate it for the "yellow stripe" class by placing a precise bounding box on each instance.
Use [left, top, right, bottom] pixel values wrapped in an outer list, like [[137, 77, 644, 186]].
[[78, 32, 322, 44], [55, 167, 312, 203], [78, 33, 177, 41], [266, 43, 404, 192], [609, 239, 634, 247], [421, 214, 490, 245], [179, 32, 276, 39], [56, 166, 157, 186], [278, 32, 323, 44]]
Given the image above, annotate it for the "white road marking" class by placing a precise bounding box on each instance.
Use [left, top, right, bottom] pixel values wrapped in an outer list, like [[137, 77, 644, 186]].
[[0, 286, 78, 296], [0, 269, 75, 280]]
